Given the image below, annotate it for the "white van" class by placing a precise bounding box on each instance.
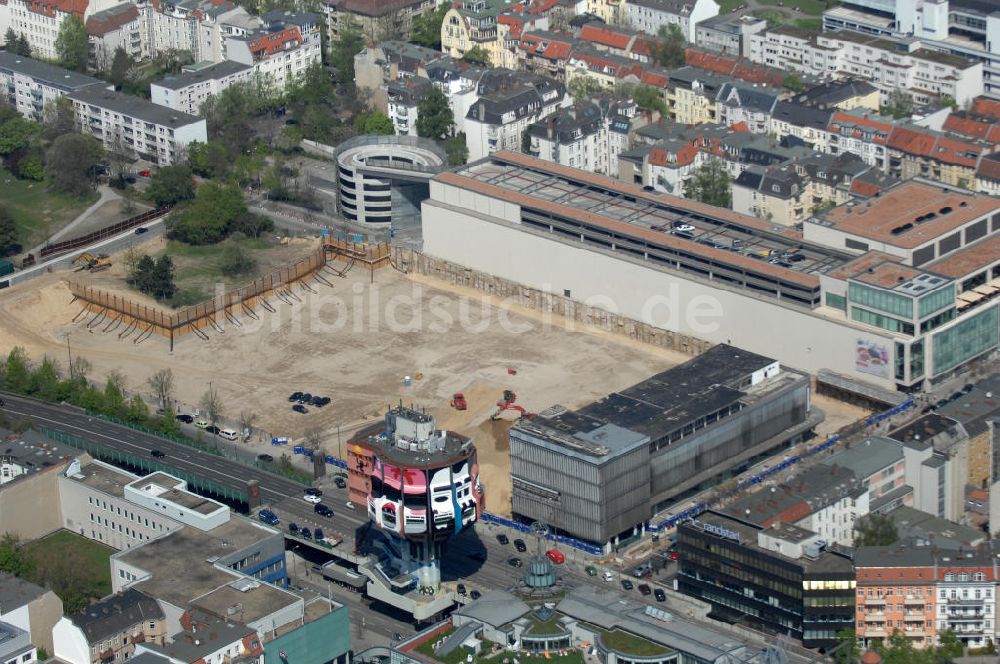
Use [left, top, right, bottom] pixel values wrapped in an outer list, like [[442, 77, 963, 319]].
[[218, 428, 238, 440], [602, 572, 614, 583]]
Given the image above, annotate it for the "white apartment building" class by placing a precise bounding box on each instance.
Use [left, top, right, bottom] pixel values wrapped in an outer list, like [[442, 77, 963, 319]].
[[227, 12, 321, 93], [624, 0, 718, 42], [527, 97, 637, 177], [823, 0, 1000, 95], [0, 51, 105, 122], [0, 0, 121, 62], [748, 27, 984, 106], [86, 2, 149, 71], [68, 85, 207, 165], [462, 70, 568, 161], [150, 60, 253, 115]]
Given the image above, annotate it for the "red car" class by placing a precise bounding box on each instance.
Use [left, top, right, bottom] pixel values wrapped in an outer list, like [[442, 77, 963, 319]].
[[546, 549, 565, 564], [451, 393, 467, 411], [137, 169, 151, 177]]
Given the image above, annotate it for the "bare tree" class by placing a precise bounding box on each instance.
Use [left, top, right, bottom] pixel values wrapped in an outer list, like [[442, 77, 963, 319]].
[[238, 410, 258, 439], [148, 368, 175, 409], [106, 370, 127, 393], [200, 384, 223, 426], [70, 355, 92, 382], [304, 426, 324, 450]]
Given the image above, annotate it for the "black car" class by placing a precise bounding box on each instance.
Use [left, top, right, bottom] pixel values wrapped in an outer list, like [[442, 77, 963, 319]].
[[176, 413, 194, 423], [496, 534, 509, 545], [638, 584, 652, 596], [292, 404, 308, 414], [299, 393, 313, 404], [257, 454, 274, 463], [305, 487, 322, 496], [310, 395, 324, 406], [334, 477, 347, 488], [289, 522, 299, 534], [507, 557, 522, 568], [134, 227, 148, 235], [301, 527, 312, 539], [150, 450, 165, 458], [317, 396, 331, 406], [206, 425, 221, 435], [621, 580, 634, 591], [514, 539, 527, 552], [457, 583, 467, 596], [962, 383, 974, 394], [288, 392, 303, 402], [470, 590, 481, 600], [654, 588, 666, 602], [314, 504, 334, 517], [314, 528, 324, 541]]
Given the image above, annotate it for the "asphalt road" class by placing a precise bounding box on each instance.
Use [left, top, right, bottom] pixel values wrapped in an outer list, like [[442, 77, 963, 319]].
[[0, 392, 305, 504]]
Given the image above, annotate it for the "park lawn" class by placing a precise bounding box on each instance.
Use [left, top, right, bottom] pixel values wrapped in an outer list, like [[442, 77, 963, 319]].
[[586, 625, 671, 657], [716, 0, 742, 12], [0, 168, 98, 251], [758, 0, 835, 16], [22, 529, 113, 607], [160, 237, 274, 303]]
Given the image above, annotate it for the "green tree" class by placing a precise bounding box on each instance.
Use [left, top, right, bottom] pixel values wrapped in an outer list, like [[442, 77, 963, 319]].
[[168, 181, 247, 244], [55, 15, 90, 72], [102, 375, 126, 417], [108, 47, 134, 88], [147, 368, 175, 409], [882, 88, 913, 119], [833, 628, 861, 664], [330, 20, 364, 90], [156, 407, 181, 437], [0, 534, 33, 577], [416, 87, 454, 140], [3, 27, 15, 49], [129, 254, 156, 293], [631, 85, 668, 116], [854, 513, 898, 547], [462, 45, 491, 66], [567, 76, 603, 101], [358, 111, 395, 135], [16, 152, 44, 181], [14, 33, 32, 57], [43, 96, 77, 141], [0, 207, 20, 257], [0, 116, 41, 156], [411, 3, 449, 49], [445, 134, 469, 166], [146, 164, 195, 207], [27, 356, 60, 401], [650, 24, 686, 69], [45, 133, 103, 198], [3, 347, 31, 393], [285, 63, 335, 107], [219, 234, 256, 277], [874, 630, 923, 664], [934, 630, 963, 662], [125, 394, 149, 423], [185, 140, 229, 179], [150, 255, 177, 300], [783, 74, 805, 94], [684, 159, 731, 208]]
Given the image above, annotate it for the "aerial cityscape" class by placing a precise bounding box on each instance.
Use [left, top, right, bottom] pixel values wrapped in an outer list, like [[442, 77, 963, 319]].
[[0, 0, 999, 662]]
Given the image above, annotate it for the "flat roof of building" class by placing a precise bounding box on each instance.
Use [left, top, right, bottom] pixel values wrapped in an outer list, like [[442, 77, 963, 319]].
[[925, 233, 1000, 280], [118, 518, 278, 609], [440, 152, 852, 290], [69, 86, 203, 128], [887, 506, 985, 550], [0, 574, 48, 614], [812, 180, 999, 249], [127, 473, 225, 515], [63, 458, 138, 497], [0, 429, 81, 479], [515, 344, 776, 459], [820, 436, 902, 480], [935, 375, 1000, 438], [191, 579, 299, 626], [0, 51, 103, 90], [152, 60, 252, 90]]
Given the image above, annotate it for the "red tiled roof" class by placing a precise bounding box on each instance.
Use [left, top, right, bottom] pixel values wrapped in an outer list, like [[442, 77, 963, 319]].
[[249, 26, 302, 59], [580, 24, 631, 50], [87, 4, 139, 35], [524, 0, 560, 14], [684, 48, 783, 87], [971, 97, 1000, 119], [931, 135, 984, 167], [977, 155, 1000, 182], [632, 36, 654, 58], [850, 178, 884, 197], [519, 33, 573, 60], [649, 141, 699, 167], [888, 125, 936, 156], [27, 0, 86, 17], [942, 113, 1000, 144]]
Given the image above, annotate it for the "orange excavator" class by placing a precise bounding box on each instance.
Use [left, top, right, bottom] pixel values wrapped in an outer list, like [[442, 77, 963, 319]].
[[491, 390, 535, 421]]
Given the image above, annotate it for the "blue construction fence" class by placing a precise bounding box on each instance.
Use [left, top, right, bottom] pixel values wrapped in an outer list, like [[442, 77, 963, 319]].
[[480, 512, 605, 556], [645, 397, 915, 534], [279, 439, 350, 470]]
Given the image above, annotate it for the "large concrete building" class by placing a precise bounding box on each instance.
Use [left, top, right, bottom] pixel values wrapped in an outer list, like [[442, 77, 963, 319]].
[[0, 52, 104, 124], [0, 575, 63, 655], [509, 344, 816, 548], [420, 153, 1000, 394]]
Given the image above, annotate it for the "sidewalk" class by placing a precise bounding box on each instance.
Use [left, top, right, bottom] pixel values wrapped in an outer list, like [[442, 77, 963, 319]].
[[27, 185, 123, 256]]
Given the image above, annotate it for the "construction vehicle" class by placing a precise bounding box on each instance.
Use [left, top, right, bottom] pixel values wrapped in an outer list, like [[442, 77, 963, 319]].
[[73, 252, 112, 272], [451, 393, 467, 411], [491, 390, 535, 421]]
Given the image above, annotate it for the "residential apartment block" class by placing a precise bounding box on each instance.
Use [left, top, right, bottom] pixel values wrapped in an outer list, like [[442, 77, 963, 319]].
[[694, 13, 766, 58], [0, 51, 104, 123], [624, 0, 717, 43], [442, 0, 547, 69], [526, 95, 639, 176], [748, 26, 984, 106], [68, 85, 207, 165], [323, 0, 437, 44], [0, 574, 63, 655], [823, 0, 1000, 95], [463, 69, 568, 161], [85, 3, 148, 71], [150, 61, 253, 116], [52, 588, 168, 664], [225, 10, 322, 93]]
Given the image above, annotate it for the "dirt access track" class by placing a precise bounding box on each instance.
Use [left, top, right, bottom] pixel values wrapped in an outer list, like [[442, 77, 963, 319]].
[[0, 258, 692, 514]]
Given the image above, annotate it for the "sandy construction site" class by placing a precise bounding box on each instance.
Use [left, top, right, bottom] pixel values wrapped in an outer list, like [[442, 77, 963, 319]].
[[0, 247, 693, 513]]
